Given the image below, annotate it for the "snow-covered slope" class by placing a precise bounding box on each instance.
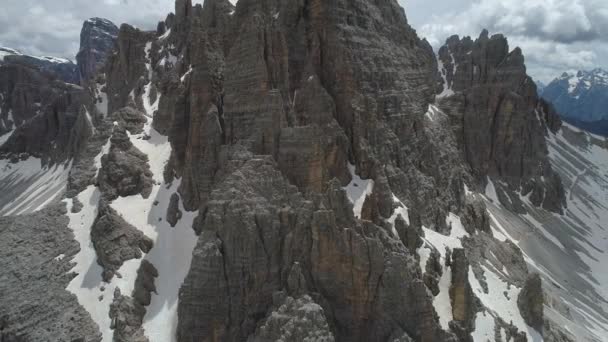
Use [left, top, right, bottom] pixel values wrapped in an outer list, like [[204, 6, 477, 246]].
[[64, 35, 199, 342], [486, 123, 608, 341], [0, 158, 71, 216]]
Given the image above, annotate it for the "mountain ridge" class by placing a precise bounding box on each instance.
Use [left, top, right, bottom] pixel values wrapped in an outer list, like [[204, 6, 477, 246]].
[[541, 68, 608, 136], [0, 1, 606, 342]]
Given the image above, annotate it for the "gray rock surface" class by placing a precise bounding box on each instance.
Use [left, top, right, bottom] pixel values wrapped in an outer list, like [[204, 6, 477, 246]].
[[517, 273, 544, 332], [111, 107, 147, 134], [1, 0, 597, 341], [0, 204, 101, 341], [461, 195, 491, 235], [91, 200, 153, 281], [395, 213, 424, 252], [109, 288, 149, 342], [423, 248, 443, 297], [177, 152, 454, 342], [109, 260, 158, 342], [0, 63, 92, 164], [166, 193, 183, 227], [76, 18, 119, 83], [248, 294, 335, 342], [436, 31, 565, 214], [97, 125, 153, 200]]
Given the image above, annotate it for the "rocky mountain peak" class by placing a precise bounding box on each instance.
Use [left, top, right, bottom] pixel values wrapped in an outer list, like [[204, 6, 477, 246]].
[[542, 67, 608, 126], [76, 17, 119, 83], [0, 46, 79, 84], [436, 30, 565, 214], [0, 1, 604, 342]]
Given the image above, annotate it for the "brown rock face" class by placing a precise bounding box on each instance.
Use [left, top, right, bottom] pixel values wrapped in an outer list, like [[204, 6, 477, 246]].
[[90, 0, 572, 341], [449, 249, 477, 340], [118, 0, 466, 340], [106, 24, 155, 115], [436, 30, 565, 214], [177, 155, 452, 342]]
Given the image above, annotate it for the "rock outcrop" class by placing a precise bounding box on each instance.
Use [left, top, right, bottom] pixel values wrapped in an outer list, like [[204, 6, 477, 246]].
[[449, 249, 477, 340], [436, 30, 565, 214], [97, 125, 154, 200], [395, 213, 424, 252], [166, 193, 183, 227], [0, 204, 101, 341], [111, 106, 148, 134], [109, 288, 149, 342], [0, 62, 92, 163], [176, 152, 454, 342], [109, 260, 158, 342], [91, 200, 153, 281], [0, 0, 590, 341], [518, 273, 544, 331], [76, 18, 119, 83], [248, 294, 335, 342], [461, 195, 491, 235]]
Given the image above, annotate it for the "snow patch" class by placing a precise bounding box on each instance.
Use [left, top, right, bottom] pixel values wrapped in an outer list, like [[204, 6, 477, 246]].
[[65, 187, 145, 342], [94, 138, 111, 178], [471, 311, 496, 341], [180, 65, 193, 83], [436, 58, 455, 99], [95, 83, 108, 117], [344, 163, 374, 219], [387, 193, 410, 237], [424, 104, 442, 121], [418, 213, 470, 330], [0, 130, 13, 147], [484, 177, 500, 204], [126, 181, 199, 342], [434, 265, 453, 330], [469, 266, 542, 341], [159, 29, 171, 40]]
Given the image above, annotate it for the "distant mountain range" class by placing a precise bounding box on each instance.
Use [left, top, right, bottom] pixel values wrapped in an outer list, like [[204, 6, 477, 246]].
[[0, 18, 117, 85], [0, 46, 79, 84], [540, 69, 608, 136]]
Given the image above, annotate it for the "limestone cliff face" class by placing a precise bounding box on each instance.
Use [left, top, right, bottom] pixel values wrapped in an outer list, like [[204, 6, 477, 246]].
[[436, 30, 565, 213], [92, 0, 569, 341], [0, 1, 581, 341], [76, 18, 119, 83], [0, 62, 92, 163], [101, 0, 468, 341]]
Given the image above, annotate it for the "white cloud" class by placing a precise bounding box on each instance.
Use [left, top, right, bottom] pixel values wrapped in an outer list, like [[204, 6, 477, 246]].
[[414, 0, 608, 82], [0, 0, 605, 83], [0, 0, 176, 59]]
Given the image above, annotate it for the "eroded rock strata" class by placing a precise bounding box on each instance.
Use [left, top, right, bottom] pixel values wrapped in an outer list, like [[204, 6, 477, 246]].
[[0, 1, 583, 342]]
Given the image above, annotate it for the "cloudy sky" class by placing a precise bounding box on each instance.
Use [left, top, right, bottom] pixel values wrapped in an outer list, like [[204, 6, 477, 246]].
[[1, 0, 606, 82]]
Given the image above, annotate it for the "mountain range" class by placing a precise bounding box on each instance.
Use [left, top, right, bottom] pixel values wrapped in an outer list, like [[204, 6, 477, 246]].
[[0, 1, 607, 342], [541, 69, 608, 136]]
